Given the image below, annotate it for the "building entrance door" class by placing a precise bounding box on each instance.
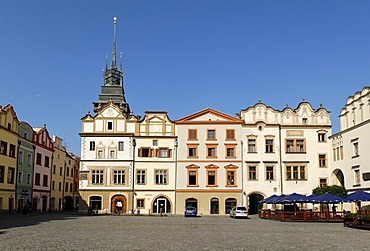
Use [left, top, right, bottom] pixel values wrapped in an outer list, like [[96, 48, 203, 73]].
[[248, 193, 264, 214]]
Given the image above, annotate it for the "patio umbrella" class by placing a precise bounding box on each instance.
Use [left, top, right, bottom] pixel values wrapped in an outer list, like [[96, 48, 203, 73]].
[[259, 194, 278, 204], [281, 192, 309, 203], [346, 190, 370, 202], [311, 192, 348, 203], [273, 194, 289, 204]]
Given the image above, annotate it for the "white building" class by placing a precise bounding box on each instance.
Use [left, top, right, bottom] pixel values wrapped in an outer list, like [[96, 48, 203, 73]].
[[330, 86, 370, 211], [240, 101, 332, 212]]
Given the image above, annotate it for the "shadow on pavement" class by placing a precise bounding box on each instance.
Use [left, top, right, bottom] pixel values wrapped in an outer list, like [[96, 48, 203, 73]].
[[0, 211, 85, 231]]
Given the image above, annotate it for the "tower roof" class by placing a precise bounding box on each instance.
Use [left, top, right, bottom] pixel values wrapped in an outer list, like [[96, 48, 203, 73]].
[[93, 17, 131, 115]]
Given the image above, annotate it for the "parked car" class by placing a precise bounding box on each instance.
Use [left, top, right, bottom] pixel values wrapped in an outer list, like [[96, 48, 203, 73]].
[[230, 206, 249, 219], [184, 206, 197, 217]]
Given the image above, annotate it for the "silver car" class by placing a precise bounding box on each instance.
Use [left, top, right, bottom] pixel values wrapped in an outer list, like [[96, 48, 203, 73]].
[[230, 206, 249, 219]]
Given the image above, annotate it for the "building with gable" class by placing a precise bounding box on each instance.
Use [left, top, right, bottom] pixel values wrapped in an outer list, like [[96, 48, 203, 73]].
[[175, 108, 244, 215], [240, 100, 332, 213], [330, 86, 370, 211], [32, 125, 54, 212], [16, 121, 35, 212], [0, 105, 19, 213]]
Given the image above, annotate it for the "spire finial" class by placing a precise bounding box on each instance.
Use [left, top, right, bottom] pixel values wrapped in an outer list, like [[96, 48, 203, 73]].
[[120, 52, 123, 70], [112, 16, 117, 68]]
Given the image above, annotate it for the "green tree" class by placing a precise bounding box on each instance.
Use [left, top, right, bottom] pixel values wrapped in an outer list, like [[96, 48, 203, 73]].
[[312, 185, 347, 198]]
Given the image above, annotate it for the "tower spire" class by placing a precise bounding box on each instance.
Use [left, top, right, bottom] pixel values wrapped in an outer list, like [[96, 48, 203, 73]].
[[112, 16, 117, 68]]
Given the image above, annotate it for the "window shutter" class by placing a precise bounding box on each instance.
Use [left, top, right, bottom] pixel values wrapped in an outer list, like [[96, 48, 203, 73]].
[[168, 149, 172, 158], [138, 148, 142, 157]]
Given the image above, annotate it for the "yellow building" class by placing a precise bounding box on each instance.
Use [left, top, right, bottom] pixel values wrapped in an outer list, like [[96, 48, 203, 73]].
[[51, 136, 80, 211], [0, 104, 19, 213]]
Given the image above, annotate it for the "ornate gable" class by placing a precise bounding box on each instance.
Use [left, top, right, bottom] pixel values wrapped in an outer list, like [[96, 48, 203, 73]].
[[175, 108, 243, 125]]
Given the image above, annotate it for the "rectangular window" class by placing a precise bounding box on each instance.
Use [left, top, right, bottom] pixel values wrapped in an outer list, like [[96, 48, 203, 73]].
[[319, 154, 327, 168], [248, 139, 256, 153], [92, 170, 104, 184], [266, 166, 274, 180], [152, 140, 158, 146], [207, 129, 216, 140], [187, 145, 198, 158], [188, 170, 198, 186], [35, 173, 41, 185], [226, 129, 235, 140], [44, 156, 50, 168], [319, 178, 327, 187], [188, 129, 197, 140], [90, 141, 95, 151], [52, 181, 55, 190], [113, 170, 126, 184], [27, 173, 31, 185], [65, 182, 69, 191], [9, 144, 16, 158], [139, 148, 151, 157], [159, 148, 170, 158], [265, 139, 274, 153], [18, 171, 23, 183], [207, 170, 216, 186], [318, 133, 326, 142], [0, 166, 4, 183], [27, 154, 32, 166], [353, 142, 359, 157], [286, 139, 306, 153], [107, 121, 113, 130], [207, 145, 217, 158], [19, 151, 23, 164], [0, 141, 7, 155], [137, 199, 145, 208], [136, 170, 146, 185], [340, 146, 343, 160], [118, 141, 124, 151], [227, 170, 235, 186], [69, 183, 73, 192], [42, 175, 48, 187], [59, 182, 62, 191], [60, 167, 63, 176], [354, 169, 361, 186], [226, 147, 235, 158], [7, 167, 15, 184], [155, 169, 168, 185], [66, 167, 69, 176], [53, 165, 56, 174], [286, 165, 306, 180], [248, 166, 257, 180], [36, 153, 42, 165]]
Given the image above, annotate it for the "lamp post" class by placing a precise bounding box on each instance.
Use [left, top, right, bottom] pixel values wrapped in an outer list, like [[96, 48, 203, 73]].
[[131, 138, 136, 215]]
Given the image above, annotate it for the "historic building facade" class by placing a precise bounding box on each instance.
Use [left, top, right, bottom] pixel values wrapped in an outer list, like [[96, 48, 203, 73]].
[[16, 121, 35, 212], [0, 105, 19, 213], [240, 101, 332, 213], [175, 108, 244, 215], [32, 125, 54, 212], [330, 86, 370, 211]]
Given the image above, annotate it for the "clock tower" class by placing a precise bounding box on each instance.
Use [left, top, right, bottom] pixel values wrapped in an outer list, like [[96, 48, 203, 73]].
[[93, 17, 131, 115]]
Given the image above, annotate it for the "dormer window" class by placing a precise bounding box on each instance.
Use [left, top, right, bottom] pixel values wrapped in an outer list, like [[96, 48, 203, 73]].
[[107, 121, 113, 131], [302, 118, 307, 125]]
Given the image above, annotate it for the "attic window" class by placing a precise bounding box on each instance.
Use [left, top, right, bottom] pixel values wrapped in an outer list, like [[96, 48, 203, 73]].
[[302, 118, 307, 125], [107, 122, 113, 130]]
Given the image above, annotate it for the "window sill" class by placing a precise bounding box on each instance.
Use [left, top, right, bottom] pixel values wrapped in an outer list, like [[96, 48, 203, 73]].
[[206, 185, 218, 187], [353, 184, 361, 187], [352, 155, 360, 159], [226, 185, 237, 187], [247, 152, 257, 154], [206, 156, 218, 159], [285, 152, 306, 154], [187, 185, 199, 187], [225, 156, 237, 159], [187, 156, 199, 159]]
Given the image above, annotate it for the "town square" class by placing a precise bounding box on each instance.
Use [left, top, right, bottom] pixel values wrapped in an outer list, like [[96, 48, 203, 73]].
[[1, 1, 370, 250], [1, 212, 369, 251]]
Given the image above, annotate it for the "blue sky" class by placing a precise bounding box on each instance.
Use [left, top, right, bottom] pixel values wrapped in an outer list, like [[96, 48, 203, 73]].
[[1, 1, 370, 155]]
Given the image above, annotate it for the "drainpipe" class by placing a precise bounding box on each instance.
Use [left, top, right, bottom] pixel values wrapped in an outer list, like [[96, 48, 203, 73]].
[[278, 124, 283, 195], [241, 140, 244, 206], [174, 138, 178, 215]]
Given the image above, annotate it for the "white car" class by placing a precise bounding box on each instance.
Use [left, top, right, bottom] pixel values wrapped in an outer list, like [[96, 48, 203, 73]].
[[230, 206, 249, 219]]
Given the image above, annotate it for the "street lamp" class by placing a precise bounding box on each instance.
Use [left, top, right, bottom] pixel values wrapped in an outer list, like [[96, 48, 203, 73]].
[[131, 138, 136, 215]]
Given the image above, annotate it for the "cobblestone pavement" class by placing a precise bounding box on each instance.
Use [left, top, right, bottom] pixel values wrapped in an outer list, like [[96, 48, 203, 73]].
[[0, 212, 368, 251]]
